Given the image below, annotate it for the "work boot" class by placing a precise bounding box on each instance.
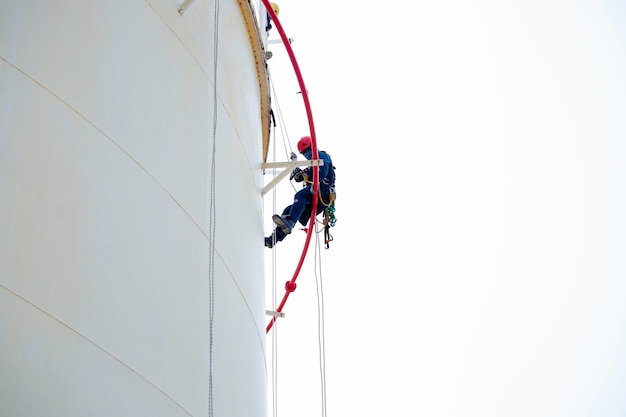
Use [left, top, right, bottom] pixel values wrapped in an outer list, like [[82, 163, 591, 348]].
[[265, 236, 274, 248], [272, 214, 294, 235]]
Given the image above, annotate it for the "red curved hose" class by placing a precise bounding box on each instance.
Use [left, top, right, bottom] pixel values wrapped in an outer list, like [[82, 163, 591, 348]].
[[263, 0, 319, 333]]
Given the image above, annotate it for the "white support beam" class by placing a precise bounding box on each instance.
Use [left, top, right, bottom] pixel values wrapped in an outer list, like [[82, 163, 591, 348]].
[[268, 38, 293, 45], [261, 159, 323, 196], [262, 161, 297, 196], [261, 159, 323, 169]]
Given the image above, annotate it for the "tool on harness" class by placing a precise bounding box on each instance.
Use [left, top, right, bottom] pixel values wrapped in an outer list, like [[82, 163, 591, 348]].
[[322, 164, 336, 248], [323, 200, 336, 249]]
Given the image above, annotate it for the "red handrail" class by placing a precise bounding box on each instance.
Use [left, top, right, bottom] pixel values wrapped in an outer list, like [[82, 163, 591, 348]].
[[263, 0, 319, 333]]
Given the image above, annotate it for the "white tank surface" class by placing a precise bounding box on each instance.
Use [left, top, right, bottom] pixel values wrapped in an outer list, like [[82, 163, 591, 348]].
[[0, 1, 270, 416]]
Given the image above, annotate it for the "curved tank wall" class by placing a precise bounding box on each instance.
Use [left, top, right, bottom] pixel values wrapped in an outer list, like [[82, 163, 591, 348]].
[[0, 1, 268, 416]]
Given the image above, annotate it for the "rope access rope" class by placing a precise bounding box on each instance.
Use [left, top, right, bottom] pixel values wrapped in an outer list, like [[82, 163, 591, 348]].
[[269, 73, 295, 162], [264, 5, 329, 415], [269, 115, 279, 417], [268, 65, 311, 417], [263, 4, 331, 417], [267, 68, 302, 417], [262, 0, 320, 334], [207, 0, 220, 415], [267, 63, 302, 417], [314, 229, 329, 417]]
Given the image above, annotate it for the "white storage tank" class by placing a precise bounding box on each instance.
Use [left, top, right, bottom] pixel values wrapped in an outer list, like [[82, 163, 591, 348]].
[[0, 1, 270, 416]]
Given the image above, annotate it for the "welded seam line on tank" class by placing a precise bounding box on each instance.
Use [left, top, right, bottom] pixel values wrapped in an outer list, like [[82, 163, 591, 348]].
[[0, 283, 194, 417], [220, 257, 267, 361], [143, 0, 206, 78], [0, 56, 209, 241], [5, 54, 258, 347], [148, 0, 267, 344], [149, 0, 271, 387], [146, 0, 269, 198]]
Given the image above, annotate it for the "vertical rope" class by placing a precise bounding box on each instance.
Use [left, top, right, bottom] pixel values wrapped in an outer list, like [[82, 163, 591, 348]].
[[272, 129, 278, 417], [208, 0, 220, 415], [314, 229, 328, 417], [270, 96, 279, 417], [267, 67, 296, 417], [262, 0, 319, 333]]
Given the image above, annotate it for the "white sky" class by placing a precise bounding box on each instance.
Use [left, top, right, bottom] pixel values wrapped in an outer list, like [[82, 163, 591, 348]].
[[263, 1, 626, 416]]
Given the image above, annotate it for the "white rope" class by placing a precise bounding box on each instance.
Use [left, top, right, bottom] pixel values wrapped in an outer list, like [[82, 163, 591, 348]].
[[267, 63, 332, 417], [270, 96, 279, 417], [269, 74, 297, 163], [268, 67, 281, 417], [207, 0, 220, 415], [314, 225, 329, 417]]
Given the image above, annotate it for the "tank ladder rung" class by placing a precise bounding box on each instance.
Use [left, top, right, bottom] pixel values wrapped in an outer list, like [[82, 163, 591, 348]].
[[266, 310, 285, 318]]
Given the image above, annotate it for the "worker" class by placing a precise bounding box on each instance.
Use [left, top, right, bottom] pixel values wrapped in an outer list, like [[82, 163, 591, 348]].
[[265, 136, 335, 248], [265, 2, 280, 32]]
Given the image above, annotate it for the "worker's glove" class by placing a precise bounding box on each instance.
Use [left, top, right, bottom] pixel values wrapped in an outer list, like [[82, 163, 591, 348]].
[[290, 167, 303, 181], [291, 167, 309, 183]]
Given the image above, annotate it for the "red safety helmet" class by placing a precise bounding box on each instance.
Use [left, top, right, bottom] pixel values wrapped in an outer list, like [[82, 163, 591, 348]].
[[297, 136, 312, 153]]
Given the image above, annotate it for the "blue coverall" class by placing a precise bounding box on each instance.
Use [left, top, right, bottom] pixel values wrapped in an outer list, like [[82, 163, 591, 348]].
[[273, 149, 334, 243]]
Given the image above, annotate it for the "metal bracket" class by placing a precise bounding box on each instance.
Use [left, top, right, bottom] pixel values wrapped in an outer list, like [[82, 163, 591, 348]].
[[261, 159, 324, 196], [266, 310, 285, 318]]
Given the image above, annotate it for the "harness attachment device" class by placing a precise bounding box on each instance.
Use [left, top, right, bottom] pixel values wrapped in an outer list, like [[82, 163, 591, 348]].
[[323, 199, 336, 249]]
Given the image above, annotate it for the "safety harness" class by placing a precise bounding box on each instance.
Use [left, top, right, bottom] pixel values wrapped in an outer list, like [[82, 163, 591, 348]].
[[293, 161, 337, 249]]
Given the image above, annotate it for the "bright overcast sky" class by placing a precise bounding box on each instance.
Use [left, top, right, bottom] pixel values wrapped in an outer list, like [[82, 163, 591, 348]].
[[263, 1, 626, 416]]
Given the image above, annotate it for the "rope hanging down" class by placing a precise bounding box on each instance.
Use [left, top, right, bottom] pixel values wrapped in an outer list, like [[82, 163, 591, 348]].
[[207, 0, 220, 415]]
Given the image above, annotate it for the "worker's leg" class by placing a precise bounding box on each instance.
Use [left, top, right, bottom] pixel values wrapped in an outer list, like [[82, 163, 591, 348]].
[[266, 205, 293, 247], [287, 188, 313, 224]]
